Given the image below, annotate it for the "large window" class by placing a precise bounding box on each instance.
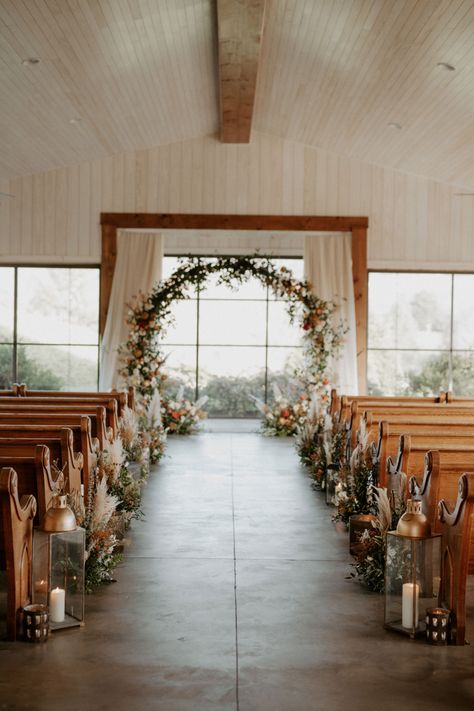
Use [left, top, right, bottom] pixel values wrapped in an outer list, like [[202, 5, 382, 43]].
[[0, 267, 100, 390], [161, 256, 304, 417], [368, 272, 474, 396]]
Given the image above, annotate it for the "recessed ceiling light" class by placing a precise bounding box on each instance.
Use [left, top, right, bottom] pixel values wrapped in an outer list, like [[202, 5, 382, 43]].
[[21, 57, 40, 66], [388, 122, 402, 130], [437, 62, 456, 71]]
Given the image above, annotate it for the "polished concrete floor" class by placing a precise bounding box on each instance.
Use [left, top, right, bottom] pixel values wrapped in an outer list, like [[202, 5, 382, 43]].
[[1, 431, 473, 710]]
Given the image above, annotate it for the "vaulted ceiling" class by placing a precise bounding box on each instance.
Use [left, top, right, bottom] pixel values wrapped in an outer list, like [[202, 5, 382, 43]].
[[1, 0, 474, 189]]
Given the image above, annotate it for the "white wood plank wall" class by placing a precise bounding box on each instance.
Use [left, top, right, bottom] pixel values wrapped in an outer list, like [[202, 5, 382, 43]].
[[1, 131, 473, 270]]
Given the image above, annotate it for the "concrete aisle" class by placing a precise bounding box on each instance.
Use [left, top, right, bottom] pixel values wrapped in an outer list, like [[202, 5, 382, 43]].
[[1, 432, 473, 710]]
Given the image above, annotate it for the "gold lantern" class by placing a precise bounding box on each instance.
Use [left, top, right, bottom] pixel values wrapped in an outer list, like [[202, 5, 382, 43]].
[[384, 499, 441, 639]]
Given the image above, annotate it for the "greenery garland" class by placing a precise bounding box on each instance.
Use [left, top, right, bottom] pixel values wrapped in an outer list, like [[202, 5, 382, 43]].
[[119, 255, 347, 406]]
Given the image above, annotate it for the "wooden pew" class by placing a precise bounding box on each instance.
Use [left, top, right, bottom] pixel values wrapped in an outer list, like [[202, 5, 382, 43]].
[[373, 422, 474, 487], [336, 393, 445, 427], [410, 450, 473, 535], [0, 399, 117, 439], [0, 467, 36, 641], [0, 431, 82, 496], [438, 472, 474, 645], [0, 408, 109, 450], [6, 383, 136, 414], [373, 420, 474, 467], [0, 446, 59, 524], [0, 420, 97, 499], [351, 402, 474, 449], [445, 392, 474, 405]]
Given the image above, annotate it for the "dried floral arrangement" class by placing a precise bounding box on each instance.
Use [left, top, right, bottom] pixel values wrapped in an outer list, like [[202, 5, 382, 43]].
[[118, 404, 167, 467], [333, 422, 376, 526], [119, 256, 346, 413], [295, 394, 333, 482], [68, 472, 122, 593], [349, 485, 406, 593], [99, 437, 144, 526]]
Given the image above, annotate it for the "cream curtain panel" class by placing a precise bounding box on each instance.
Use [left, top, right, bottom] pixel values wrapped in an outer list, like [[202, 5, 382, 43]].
[[304, 233, 359, 395], [99, 231, 164, 390]]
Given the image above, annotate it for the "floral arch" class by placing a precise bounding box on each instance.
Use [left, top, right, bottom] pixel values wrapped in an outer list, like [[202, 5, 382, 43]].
[[119, 255, 346, 407]]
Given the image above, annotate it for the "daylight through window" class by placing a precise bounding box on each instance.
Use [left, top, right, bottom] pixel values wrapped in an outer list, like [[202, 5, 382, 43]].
[[0, 266, 100, 390]]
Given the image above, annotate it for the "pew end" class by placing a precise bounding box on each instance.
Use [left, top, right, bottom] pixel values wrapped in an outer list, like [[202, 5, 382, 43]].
[[438, 472, 474, 645], [0, 467, 36, 641]]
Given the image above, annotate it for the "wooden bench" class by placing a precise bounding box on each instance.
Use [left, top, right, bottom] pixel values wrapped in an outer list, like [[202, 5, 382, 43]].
[[0, 408, 109, 450], [373, 422, 474, 487], [3, 384, 136, 413], [334, 393, 445, 427], [438, 472, 474, 645], [408, 450, 474, 573], [0, 399, 117, 439], [0, 447, 59, 524], [0, 420, 98, 499], [0, 432, 82, 497], [0, 467, 36, 641], [352, 402, 474, 447]]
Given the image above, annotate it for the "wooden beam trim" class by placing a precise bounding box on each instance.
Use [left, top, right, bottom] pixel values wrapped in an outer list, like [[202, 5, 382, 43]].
[[351, 226, 368, 394], [217, 0, 266, 143], [100, 223, 117, 335], [100, 212, 368, 231]]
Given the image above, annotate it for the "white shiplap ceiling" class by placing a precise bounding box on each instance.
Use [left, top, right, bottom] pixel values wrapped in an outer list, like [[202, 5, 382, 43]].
[[1, 0, 474, 189]]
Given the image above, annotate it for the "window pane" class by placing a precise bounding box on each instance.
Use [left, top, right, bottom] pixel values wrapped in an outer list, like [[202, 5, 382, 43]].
[[267, 301, 302, 346], [0, 267, 14, 343], [18, 345, 99, 390], [453, 275, 474, 349], [17, 268, 99, 345], [452, 353, 474, 396], [199, 346, 265, 417], [161, 299, 197, 345], [199, 301, 266, 345], [368, 272, 451, 350], [161, 345, 197, 399], [368, 349, 449, 396], [0, 345, 13, 388], [162, 258, 197, 298], [267, 347, 304, 402]]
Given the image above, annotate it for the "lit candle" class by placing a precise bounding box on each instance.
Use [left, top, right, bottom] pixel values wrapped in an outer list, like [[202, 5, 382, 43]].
[[402, 582, 419, 629], [49, 587, 65, 623], [34, 579, 48, 594]]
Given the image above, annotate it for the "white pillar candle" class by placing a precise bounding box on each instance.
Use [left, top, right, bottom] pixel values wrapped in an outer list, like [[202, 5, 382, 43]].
[[50, 587, 66, 623], [402, 582, 419, 629]]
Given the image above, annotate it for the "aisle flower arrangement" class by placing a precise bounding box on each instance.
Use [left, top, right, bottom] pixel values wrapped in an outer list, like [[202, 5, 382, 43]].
[[333, 423, 375, 526], [295, 393, 333, 482], [161, 394, 208, 434], [119, 404, 167, 467], [68, 474, 122, 593], [252, 390, 309, 436], [350, 486, 406, 592], [63, 400, 170, 593]]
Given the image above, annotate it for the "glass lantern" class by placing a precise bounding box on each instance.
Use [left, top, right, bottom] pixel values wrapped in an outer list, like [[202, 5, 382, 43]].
[[32, 528, 85, 631], [384, 499, 441, 639]]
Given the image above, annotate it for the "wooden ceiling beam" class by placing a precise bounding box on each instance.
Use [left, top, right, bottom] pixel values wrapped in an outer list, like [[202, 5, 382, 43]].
[[217, 0, 266, 143]]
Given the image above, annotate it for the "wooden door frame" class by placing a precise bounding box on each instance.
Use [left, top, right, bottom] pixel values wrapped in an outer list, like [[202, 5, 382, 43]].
[[100, 212, 369, 393]]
